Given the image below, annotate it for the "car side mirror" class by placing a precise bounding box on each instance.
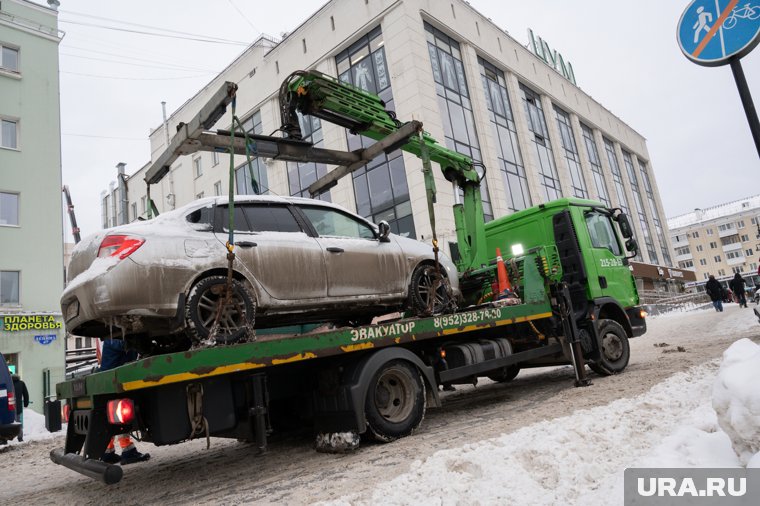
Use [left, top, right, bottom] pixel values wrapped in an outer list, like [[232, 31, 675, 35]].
[[616, 213, 634, 239], [378, 221, 391, 243]]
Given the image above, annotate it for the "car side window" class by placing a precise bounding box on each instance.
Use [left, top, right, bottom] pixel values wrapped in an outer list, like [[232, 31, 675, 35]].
[[242, 205, 302, 233], [585, 212, 622, 256], [217, 205, 251, 232], [300, 206, 376, 239]]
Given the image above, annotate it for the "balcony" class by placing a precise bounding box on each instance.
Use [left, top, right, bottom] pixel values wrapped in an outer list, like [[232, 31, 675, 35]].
[[722, 242, 742, 252], [671, 236, 689, 247], [675, 253, 693, 262], [726, 255, 746, 266], [719, 227, 738, 238]]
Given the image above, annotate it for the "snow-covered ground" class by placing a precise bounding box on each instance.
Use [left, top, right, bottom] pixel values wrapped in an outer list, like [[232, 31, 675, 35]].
[[5, 409, 66, 446], [324, 317, 760, 505]]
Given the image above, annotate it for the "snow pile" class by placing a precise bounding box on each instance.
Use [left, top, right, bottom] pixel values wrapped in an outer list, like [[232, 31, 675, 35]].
[[712, 338, 760, 465], [325, 363, 719, 506], [7, 409, 66, 446]]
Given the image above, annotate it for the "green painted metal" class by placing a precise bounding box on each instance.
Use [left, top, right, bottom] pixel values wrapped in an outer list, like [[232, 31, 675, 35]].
[[57, 253, 553, 400], [284, 70, 487, 271]]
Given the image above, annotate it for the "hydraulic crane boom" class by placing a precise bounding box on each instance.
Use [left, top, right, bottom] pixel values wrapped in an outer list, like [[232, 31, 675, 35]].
[[279, 70, 488, 272]]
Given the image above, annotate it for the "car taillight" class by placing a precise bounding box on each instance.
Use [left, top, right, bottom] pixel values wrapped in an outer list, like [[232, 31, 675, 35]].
[[7, 391, 16, 412], [106, 398, 135, 425], [62, 403, 71, 423], [98, 235, 145, 260]]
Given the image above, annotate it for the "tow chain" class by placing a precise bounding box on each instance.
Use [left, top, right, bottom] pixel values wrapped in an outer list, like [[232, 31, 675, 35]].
[[186, 383, 210, 449]]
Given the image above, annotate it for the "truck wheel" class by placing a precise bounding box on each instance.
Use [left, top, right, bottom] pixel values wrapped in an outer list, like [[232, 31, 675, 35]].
[[186, 275, 256, 345], [487, 365, 520, 382], [409, 264, 451, 316], [365, 360, 426, 443], [589, 319, 630, 376]]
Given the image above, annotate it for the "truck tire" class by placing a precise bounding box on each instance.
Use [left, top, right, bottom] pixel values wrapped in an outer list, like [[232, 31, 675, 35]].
[[487, 365, 520, 382], [409, 264, 451, 316], [589, 319, 630, 376], [185, 275, 256, 345], [365, 360, 426, 443]]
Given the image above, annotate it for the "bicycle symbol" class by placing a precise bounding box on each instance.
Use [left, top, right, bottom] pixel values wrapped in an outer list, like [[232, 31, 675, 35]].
[[723, 2, 760, 29]]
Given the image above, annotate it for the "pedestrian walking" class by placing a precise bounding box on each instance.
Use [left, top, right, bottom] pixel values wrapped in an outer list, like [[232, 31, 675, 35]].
[[729, 273, 748, 308], [99, 339, 150, 465], [11, 375, 29, 442], [705, 274, 725, 312]]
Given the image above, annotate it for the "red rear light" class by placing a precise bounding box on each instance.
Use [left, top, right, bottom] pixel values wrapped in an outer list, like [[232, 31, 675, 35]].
[[98, 235, 145, 260], [107, 398, 135, 425], [62, 403, 71, 423], [7, 391, 16, 412]]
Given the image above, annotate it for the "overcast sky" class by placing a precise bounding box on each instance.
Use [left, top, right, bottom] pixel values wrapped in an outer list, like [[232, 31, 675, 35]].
[[55, 0, 760, 242]]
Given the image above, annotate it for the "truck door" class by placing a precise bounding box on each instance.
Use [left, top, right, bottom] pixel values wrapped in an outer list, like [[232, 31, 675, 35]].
[[214, 203, 327, 300], [583, 210, 631, 300]]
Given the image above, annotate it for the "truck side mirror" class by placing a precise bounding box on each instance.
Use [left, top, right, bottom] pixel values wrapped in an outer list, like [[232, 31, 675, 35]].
[[626, 238, 638, 254], [377, 220, 391, 243], [616, 213, 634, 239]]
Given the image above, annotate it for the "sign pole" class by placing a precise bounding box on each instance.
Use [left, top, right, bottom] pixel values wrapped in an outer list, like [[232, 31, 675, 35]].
[[730, 58, 760, 159]]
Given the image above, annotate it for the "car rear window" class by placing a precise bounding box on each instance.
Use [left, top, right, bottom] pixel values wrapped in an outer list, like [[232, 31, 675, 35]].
[[243, 205, 302, 233]]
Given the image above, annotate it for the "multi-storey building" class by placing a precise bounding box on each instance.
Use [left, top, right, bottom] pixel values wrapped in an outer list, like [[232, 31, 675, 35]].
[[0, 0, 65, 408], [101, 0, 674, 288], [668, 195, 760, 290]]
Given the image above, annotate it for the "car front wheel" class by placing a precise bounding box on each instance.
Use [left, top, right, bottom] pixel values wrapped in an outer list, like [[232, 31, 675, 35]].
[[185, 275, 256, 345]]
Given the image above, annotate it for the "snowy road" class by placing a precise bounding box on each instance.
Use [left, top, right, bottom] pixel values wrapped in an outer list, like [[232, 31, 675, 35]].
[[2, 304, 759, 505]]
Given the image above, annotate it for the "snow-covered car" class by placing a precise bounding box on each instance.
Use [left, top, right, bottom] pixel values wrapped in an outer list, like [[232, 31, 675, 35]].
[[61, 196, 460, 352]]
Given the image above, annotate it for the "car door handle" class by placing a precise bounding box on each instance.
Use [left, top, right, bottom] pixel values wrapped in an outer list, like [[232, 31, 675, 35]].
[[326, 247, 344, 253], [237, 241, 257, 248]]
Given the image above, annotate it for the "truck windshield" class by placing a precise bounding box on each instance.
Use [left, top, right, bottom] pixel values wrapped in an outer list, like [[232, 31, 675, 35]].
[[585, 212, 622, 256]]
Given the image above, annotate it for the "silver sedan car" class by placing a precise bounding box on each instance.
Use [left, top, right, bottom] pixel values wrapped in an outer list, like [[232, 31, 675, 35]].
[[62, 196, 460, 352]]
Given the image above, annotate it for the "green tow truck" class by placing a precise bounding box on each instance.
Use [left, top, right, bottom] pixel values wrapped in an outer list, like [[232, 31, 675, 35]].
[[50, 71, 646, 484]]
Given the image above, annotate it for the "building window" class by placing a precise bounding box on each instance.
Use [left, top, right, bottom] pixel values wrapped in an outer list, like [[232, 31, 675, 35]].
[[0, 191, 19, 226], [554, 107, 588, 199], [140, 196, 147, 214], [287, 111, 329, 201], [603, 138, 629, 215], [130, 202, 137, 221], [237, 110, 269, 195], [726, 251, 743, 260], [718, 223, 735, 232], [737, 220, 745, 228], [745, 249, 754, 257], [337, 27, 415, 237], [214, 181, 222, 196], [193, 157, 202, 178], [0, 270, 19, 305], [693, 231, 699, 238], [580, 123, 610, 206], [520, 84, 562, 201], [718, 269, 725, 276], [1, 45, 19, 73], [707, 228, 713, 235], [678, 260, 693, 269], [638, 159, 671, 265], [196, 191, 204, 199], [675, 246, 690, 256], [700, 258, 707, 266], [714, 255, 721, 262], [622, 150, 656, 262], [425, 23, 493, 221], [696, 244, 703, 252], [741, 234, 749, 241], [1, 118, 18, 149], [212, 151, 220, 167], [732, 266, 743, 274], [710, 241, 717, 248], [478, 57, 531, 213], [721, 235, 740, 246], [751, 263, 758, 271]]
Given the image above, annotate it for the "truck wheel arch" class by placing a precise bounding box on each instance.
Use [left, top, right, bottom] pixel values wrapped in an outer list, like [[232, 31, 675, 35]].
[[345, 348, 440, 434], [593, 298, 632, 337]]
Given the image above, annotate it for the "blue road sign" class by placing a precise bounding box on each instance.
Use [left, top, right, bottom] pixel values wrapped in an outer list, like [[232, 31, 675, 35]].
[[678, 0, 760, 66]]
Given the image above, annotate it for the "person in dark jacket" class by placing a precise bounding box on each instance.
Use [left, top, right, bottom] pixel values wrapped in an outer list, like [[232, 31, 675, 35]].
[[11, 375, 29, 442], [100, 339, 150, 465], [729, 273, 748, 308], [705, 275, 725, 312]]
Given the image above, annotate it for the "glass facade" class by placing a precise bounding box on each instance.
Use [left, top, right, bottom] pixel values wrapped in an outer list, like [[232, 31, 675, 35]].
[[554, 106, 588, 199], [425, 22, 493, 221], [580, 123, 610, 206], [622, 149, 657, 263], [519, 84, 562, 201], [478, 57, 531, 213], [337, 27, 415, 237], [639, 158, 672, 265], [286, 111, 330, 201], [235, 110, 269, 195], [603, 138, 630, 215]]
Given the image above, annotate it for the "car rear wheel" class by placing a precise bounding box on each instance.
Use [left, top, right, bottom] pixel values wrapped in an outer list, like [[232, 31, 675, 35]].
[[185, 275, 256, 345], [408, 264, 452, 316]]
